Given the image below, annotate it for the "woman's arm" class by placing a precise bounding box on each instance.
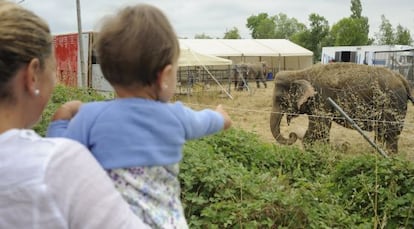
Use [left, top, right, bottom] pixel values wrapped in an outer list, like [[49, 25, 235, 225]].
[[45, 139, 150, 229]]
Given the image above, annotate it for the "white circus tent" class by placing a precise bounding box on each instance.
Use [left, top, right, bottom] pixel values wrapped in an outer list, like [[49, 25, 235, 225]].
[[178, 48, 233, 99], [178, 48, 232, 67]]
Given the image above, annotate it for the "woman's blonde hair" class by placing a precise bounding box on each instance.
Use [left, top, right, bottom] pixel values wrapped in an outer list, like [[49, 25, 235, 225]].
[[0, 0, 52, 100]]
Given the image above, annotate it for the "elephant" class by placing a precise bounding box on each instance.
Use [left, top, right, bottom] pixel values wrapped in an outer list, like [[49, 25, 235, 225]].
[[232, 64, 247, 91], [233, 62, 268, 90], [270, 62, 414, 154]]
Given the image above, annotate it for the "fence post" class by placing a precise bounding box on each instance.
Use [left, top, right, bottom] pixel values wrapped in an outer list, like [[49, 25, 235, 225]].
[[327, 97, 388, 158]]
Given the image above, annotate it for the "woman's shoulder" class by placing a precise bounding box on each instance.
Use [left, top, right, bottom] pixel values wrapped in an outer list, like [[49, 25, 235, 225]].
[[0, 129, 92, 187], [2, 129, 84, 152]]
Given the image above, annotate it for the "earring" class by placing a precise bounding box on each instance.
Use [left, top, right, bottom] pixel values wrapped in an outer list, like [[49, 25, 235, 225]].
[[34, 89, 40, 96]]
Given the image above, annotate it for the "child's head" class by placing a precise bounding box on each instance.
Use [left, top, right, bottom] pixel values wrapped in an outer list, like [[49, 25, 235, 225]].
[[95, 4, 180, 101]]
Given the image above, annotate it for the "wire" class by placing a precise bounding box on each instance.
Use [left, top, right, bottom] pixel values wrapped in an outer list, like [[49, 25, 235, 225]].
[[183, 102, 414, 128]]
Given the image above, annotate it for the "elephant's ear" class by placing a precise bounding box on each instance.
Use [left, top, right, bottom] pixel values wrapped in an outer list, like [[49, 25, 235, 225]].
[[293, 79, 316, 110]]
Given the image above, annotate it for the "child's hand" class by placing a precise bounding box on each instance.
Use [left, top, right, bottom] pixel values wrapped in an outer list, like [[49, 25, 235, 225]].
[[51, 100, 83, 121], [215, 104, 232, 130]]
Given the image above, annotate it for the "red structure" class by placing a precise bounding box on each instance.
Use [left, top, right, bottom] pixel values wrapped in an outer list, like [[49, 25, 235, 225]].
[[53, 33, 79, 87]]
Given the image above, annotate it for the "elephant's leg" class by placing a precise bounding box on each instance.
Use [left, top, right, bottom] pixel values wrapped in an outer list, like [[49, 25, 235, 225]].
[[234, 74, 240, 90], [255, 75, 261, 88], [241, 81, 246, 91], [374, 112, 405, 154], [234, 76, 242, 91], [376, 123, 402, 155], [303, 117, 332, 148], [261, 75, 267, 88], [375, 130, 399, 154], [255, 74, 267, 88], [386, 134, 399, 154]]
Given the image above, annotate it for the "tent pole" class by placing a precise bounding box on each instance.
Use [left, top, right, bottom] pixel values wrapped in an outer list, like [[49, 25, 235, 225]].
[[278, 53, 281, 72], [188, 49, 233, 99]]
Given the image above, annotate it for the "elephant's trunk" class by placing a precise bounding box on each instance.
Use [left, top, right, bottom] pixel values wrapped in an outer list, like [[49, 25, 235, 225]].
[[270, 106, 298, 145]]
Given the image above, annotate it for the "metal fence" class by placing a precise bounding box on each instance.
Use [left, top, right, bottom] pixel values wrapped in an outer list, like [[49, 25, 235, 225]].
[[373, 49, 414, 84], [177, 66, 233, 94]]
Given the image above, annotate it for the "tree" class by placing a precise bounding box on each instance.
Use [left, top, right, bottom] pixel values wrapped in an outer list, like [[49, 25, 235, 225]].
[[350, 0, 362, 18], [375, 15, 395, 44], [330, 18, 369, 45], [273, 13, 306, 39], [223, 27, 241, 39], [246, 13, 305, 39], [375, 15, 413, 45], [291, 13, 330, 62], [395, 25, 413, 45], [194, 33, 213, 39], [246, 13, 276, 38], [308, 14, 330, 61], [328, 0, 370, 46]]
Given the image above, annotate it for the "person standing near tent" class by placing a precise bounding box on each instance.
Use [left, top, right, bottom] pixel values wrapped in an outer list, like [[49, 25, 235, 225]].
[[47, 3, 232, 229]]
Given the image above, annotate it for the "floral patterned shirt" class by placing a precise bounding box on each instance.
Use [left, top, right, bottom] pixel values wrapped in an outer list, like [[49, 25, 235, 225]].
[[108, 164, 188, 229]]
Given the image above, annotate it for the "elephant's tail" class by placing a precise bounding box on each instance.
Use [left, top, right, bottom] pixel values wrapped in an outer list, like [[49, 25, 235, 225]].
[[396, 72, 414, 104], [408, 93, 414, 104], [404, 82, 414, 104]]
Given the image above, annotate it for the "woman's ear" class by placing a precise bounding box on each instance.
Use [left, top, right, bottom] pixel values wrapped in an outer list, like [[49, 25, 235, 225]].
[[24, 58, 41, 96]]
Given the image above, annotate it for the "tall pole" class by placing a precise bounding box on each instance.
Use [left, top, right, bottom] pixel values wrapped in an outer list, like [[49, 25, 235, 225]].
[[76, 0, 87, 88], [327, 97, 388, 158]]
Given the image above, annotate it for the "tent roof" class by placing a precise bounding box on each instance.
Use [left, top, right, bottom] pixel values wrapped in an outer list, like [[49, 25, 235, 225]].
[[179, 39, 313, 57], [178, 48, 232, 66]]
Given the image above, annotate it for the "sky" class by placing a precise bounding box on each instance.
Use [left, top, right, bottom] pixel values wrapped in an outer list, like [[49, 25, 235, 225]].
[[20, 0, 414, 40]]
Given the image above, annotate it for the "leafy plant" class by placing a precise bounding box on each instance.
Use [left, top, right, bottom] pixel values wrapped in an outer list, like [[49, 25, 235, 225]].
[[331, 154, 414, 227], [33, 84, 109, 136], [181, 128, 414, 228]]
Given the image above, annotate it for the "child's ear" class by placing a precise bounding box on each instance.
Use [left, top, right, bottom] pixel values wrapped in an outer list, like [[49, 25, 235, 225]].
[[157, 64, 173, 89]]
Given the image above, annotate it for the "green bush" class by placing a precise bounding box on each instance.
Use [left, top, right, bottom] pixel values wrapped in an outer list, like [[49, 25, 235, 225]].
[[33, 84, 109, 136], [181, 136, 309, 228], [331, 155, 414, 228], [181, 129, 414, 228]]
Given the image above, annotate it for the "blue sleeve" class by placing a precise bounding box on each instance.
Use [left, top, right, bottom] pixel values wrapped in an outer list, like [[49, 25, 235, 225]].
[[46, 120, 70, 137], [176, 103, 224, 140], [46, 104, 97, 149]]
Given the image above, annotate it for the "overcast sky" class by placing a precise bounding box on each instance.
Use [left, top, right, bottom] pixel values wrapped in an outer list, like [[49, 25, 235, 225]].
[[21, 0, 414, 40]]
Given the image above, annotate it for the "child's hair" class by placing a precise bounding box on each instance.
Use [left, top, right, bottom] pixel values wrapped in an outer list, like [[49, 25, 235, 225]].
[[95, 4, 180, 87], [0, 0, 52, 101]]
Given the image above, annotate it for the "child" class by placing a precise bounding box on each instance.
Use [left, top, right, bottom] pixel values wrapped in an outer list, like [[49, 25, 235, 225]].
[[47, 3, 232, 229]]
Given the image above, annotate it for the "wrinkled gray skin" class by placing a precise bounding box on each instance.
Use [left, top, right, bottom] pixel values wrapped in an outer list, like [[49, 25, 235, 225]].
[[270, 62, 414, 154], [233, 63, 267, 90], [232, 64, 246, 90]]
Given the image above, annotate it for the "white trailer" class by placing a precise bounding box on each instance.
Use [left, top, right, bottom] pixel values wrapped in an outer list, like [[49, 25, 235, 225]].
[[321, 45, 414, 83], [321, 45, 413, 65]]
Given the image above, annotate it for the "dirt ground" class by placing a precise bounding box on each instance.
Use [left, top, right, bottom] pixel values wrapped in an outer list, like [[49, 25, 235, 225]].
[[175, 83, 414, 160]]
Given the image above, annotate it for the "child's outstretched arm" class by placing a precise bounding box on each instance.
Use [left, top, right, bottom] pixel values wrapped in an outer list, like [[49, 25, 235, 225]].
[[215, 104, 232, 130], [179, 102, 233, 140]]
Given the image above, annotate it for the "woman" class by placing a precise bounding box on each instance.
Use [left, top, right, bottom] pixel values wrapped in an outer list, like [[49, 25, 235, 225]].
[[0, 1, 149, 228]]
